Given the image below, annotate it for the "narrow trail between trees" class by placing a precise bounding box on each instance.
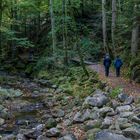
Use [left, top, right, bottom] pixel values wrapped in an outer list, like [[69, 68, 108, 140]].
[[89, 64, 140, 97]]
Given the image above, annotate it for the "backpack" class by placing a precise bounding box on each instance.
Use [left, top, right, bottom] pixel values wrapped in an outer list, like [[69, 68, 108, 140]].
[[104, 58, 111, 67], [115, 59, 123, 68]]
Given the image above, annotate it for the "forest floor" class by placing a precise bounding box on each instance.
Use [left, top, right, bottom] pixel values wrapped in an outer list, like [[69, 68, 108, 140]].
[[89, 64, 140, 97]]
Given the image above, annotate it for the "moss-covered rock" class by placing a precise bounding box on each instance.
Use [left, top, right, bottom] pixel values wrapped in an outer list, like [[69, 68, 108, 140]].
[[130, 58, 140, 83]]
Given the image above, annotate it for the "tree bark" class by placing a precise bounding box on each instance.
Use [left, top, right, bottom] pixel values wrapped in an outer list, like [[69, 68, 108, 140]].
[[102, 0, 107, 53], [50, 0, 56, 55], [111, 0, 116, 55], [0, 0, 3, 58], [76, 39, 89, 77], [131, 24, 139, 57], [131, 4, 139, 57], [62, 0, 68, 65], [11, 0, 18, 59]]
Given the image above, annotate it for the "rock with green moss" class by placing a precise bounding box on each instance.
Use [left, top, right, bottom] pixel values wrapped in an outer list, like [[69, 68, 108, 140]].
[[95, 131, 132, 140], [86, 128, 101, 140], [123, 127, 140, 139], [45, 118, 57, 129], [0, 87, 23, 98], [0, 118, 5, 125], [84, 120, 102, 131]]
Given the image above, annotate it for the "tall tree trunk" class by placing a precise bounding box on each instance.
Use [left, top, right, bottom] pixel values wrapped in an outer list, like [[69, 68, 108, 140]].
[[11, 0, 18, 59], [102, 0, 107, 53], [62, 0, 68, 65], [131, 4, 139, 57], [131, 24, 139, 57], [0, 0, 2, 59], [36, 0, 41, 45], [76, 41, 89, 77], [50, 0, 56, 55], [111, 0, 116, 55]]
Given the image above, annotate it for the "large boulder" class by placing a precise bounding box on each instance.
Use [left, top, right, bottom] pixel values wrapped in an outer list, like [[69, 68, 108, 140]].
[[99, 107, 114, 117], [95, 131, 132, 140], [46, 128, 60, 137], [123, 127, 140, 139], [83, 92, 108, 108], [118, 93, 129, 102], [130, 58, 140, 83], [58, 133, 77, 140], [73, 109, 91, 123], [0, 87, 23, 99], [116, 105, 132, 113]]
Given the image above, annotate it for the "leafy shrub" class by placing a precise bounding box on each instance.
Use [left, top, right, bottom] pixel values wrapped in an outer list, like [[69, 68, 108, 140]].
[[37, 66, 99, 98], [109, 87, 123, 99]]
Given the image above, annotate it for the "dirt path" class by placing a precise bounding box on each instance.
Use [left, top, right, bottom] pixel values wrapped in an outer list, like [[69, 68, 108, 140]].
[[89, 64, 140, 97]]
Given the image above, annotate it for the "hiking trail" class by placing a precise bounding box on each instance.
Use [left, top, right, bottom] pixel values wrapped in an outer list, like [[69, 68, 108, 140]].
[[89, 64, 140, 97]]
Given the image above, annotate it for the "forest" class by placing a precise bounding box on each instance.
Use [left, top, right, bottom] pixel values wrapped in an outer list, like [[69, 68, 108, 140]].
[[0, 0, 140, 139]]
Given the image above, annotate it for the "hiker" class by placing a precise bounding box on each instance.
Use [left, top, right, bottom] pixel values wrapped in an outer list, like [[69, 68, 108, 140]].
[[103, 54, 112, 77], [114, 55, 123, 77]]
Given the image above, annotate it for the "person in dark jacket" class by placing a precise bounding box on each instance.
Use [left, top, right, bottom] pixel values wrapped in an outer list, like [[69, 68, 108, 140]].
[[114, 56, 123, 77], [103, 54, 112, 77]]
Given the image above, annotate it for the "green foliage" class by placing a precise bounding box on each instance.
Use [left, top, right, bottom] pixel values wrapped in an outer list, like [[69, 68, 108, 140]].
[[0, 0, 139, 84], [35, 55, 64, 72], [109, 87, 123, 99], [38, 67, 99, 98], [130, 57, 140, 82], [80, 38, 102, 60], [14, 38, 34, 48]]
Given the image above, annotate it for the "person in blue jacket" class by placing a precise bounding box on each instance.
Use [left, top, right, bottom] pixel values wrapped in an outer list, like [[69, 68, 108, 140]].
[[103, 54, 112, 77], [114, 55, 123, 77]]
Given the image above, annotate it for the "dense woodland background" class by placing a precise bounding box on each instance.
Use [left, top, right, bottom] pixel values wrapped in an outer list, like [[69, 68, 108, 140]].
[[0, 0, 140, 82]]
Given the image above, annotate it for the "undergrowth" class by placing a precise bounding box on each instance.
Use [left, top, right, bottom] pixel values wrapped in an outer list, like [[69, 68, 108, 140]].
[[109, 87, 123, 99], [38, 66, 99, 98]]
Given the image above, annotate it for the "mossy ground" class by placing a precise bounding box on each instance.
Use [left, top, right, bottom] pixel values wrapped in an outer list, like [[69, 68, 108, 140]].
[[37, 66, 100, 98]]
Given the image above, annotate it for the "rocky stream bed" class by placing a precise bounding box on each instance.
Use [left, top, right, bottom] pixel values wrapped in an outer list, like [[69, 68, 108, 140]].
[[0, 73, 140, 140]]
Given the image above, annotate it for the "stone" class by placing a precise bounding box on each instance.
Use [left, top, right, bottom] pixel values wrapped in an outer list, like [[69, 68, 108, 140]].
[[84, 120, 102, 131], [131, 116, 140, 124], [46, 128, 60, 137], [118, 93, 129, 102], [120, 112, 133, 118], [52, 109, 65, 118], [115, 118, 129, 130], [95, 131, 132, 140], [55, 88, 63, 94], [0, 87, 23, 98], [37, 135, 51, 140], [19, 129, 40, 139], [0, 118, 5, 125], [105, 86, 112, 93], [111, 100, 119, 109], [87, 128, 101, 140], [38, 79, 51, 87], [99, 107, 114, 117], [116, 118, 128, 125], [120, 123, 132, 130], [16, 134, 26, 140], [1, 134, 16, 140], [0, 105, 4, 111], [58, 133, 77, 140], [45, 118, 57, 129], [116, 105, 132, 113], [52, 85, 57, 89], [123, 127, 140, 139], [34, 124, 45, 131], [89, 108, 100, 120], [73, 109, 91, 123], [101, 117, 113, 129], [83, 93, 108, 108], [124, 96, 134, 105]]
